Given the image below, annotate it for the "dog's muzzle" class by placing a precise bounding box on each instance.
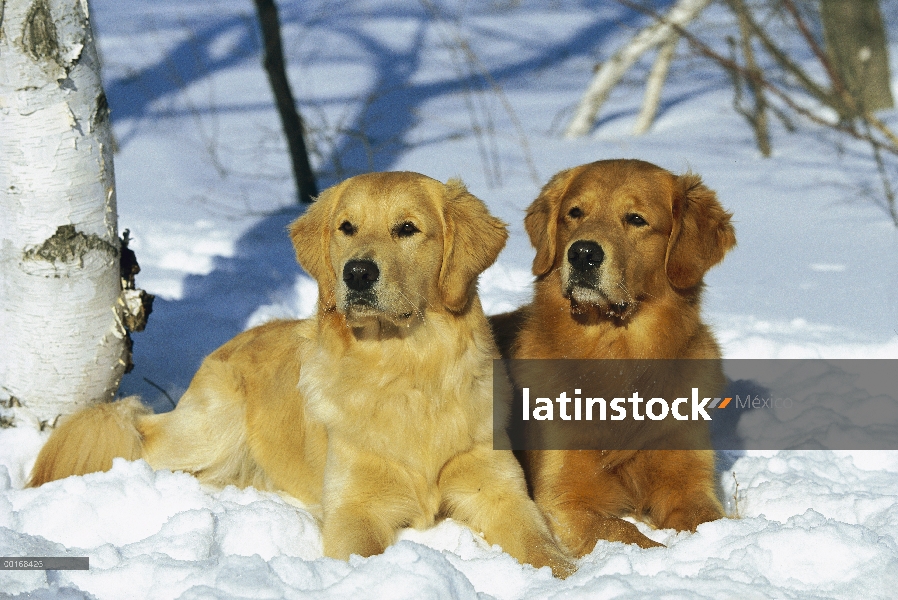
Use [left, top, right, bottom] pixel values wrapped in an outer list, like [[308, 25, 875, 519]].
[[565, 240, 633, 317]]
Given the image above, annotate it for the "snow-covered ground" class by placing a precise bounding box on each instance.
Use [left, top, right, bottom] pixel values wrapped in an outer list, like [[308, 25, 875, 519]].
[[2, 0, 898, 597]]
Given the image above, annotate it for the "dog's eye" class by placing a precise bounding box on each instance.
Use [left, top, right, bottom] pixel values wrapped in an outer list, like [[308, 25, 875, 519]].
[[396, 222, 420, 238], [625, 213, 648, 227], [338, 221, 356, 235], [567, 207, 583, 219]]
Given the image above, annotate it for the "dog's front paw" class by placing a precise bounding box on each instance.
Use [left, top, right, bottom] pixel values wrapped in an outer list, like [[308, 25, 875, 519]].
[[659, 503, 725, 533], [322, 511, 393, 560], [530, 544, 578, 579]]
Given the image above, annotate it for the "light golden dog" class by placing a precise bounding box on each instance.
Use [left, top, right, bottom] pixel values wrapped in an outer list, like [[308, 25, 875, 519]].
[[30, 172, 573, 577], [491, 159, 736, 556]]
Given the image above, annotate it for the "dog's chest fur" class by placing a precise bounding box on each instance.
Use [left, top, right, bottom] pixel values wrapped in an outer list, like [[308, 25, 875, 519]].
[[299, 311, 495, 475]]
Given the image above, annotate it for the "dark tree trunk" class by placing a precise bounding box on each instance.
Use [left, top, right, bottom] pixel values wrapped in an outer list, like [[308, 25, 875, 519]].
[[819, 0, 894, 115], [253, 0, 319, 203]]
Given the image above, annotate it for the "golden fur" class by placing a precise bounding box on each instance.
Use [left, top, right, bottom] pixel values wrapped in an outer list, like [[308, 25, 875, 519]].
[[30, 172, 573, 577], [491, 159, 736, 555]]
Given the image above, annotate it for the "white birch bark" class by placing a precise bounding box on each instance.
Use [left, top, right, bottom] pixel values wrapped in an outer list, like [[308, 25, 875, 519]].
[[0, 0, 128, 424], [564, 0, 711, 138], [633, 32, 679, 135]]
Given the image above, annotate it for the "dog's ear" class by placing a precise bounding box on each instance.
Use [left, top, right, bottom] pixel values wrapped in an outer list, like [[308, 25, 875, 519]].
[[289, 184, 338, 307], [665, 173, 736, 290], [439, 179, 508, 313], [525, 168, 574, 277]]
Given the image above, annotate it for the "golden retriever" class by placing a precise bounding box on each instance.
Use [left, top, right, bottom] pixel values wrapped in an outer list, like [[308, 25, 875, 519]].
[[491, 159, 736, 556], [29, 172, 573, 577]]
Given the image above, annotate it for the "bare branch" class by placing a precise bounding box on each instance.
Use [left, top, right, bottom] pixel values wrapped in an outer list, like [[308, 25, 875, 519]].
[[729, 0, 770, 156], [727, 0, 835, 110]]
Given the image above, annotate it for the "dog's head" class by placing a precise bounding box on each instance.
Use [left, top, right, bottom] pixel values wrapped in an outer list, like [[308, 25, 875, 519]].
[[525, 159, 735, 319], [289, 172, 507, 327]]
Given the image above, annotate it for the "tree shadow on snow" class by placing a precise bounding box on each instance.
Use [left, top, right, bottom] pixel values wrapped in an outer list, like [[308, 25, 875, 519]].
[[105, 15, 261, 148], [317, 5, 634, 181], [118, 207, 307, 412]]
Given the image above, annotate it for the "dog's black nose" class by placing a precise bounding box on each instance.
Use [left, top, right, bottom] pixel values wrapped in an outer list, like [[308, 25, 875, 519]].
[[343, 260, 380, 291], [567, 241, 604, 271]]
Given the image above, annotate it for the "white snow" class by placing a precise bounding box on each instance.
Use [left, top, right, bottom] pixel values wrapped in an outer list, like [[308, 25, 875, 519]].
[[2, 0, 898, 598]]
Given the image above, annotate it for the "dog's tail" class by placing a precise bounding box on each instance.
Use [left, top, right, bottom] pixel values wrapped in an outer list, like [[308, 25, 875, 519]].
[[27, 396, 151, 487]]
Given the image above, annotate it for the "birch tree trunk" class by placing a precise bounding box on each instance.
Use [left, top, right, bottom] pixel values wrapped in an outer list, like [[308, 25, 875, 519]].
[[0, 0, 128, 425], [633, 32, 679, 135], [564, 0, 711, 138]]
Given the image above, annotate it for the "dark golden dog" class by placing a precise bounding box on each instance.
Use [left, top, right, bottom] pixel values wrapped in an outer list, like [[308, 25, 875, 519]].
[[491, 159, 736, 555], [30, 172, 573, 577]]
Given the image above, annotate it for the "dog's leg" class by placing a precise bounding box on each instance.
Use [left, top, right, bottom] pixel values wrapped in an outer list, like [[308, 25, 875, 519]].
[[439, 445, 576, 578], [320, 446, 422, 560], [527, 450, 663, 555], [135, 354, 273, 490], [625, 449, 724, 531]]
